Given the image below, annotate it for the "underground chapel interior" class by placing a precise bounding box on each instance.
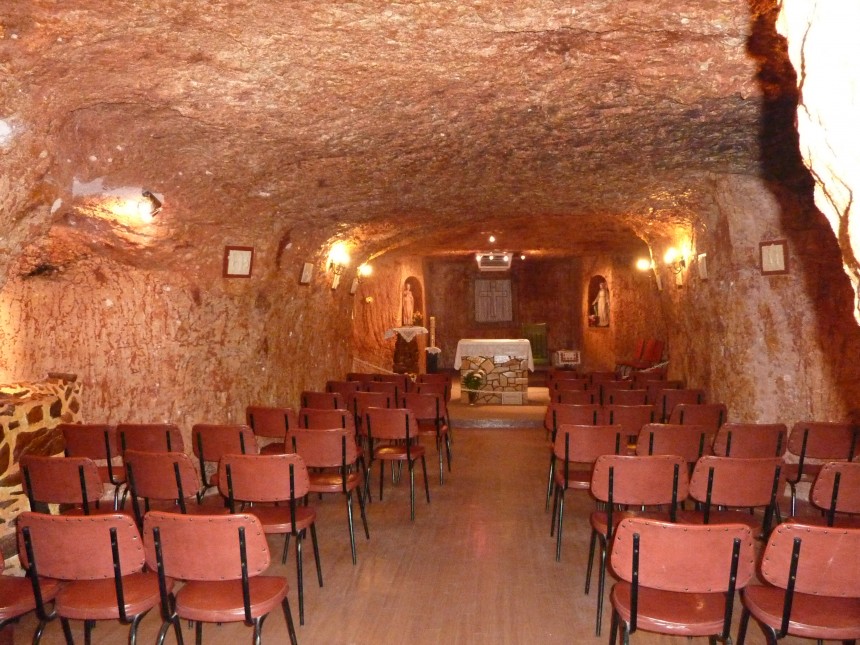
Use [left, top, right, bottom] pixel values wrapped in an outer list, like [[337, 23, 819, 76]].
[[0, 1, 859, 644]]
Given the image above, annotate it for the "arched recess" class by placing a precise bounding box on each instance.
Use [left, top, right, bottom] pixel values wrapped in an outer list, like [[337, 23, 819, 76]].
[[587, 275, 610, 328], [403, 276, 424, 326]]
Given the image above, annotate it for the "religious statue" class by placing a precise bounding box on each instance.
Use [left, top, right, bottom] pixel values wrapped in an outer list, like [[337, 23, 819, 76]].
[[402, 283, 414, 326], [592, 281, 609, 327]]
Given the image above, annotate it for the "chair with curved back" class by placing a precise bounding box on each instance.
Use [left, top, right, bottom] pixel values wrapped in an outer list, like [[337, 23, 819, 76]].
[[364, 406, 430, 521], [61, 423, 126, 510], [550, 424, 624, 561], [604, 404, 655, 453], [246, 405, 298, 455], [124, 449, 227, 527], [667, 402, 728, 431], [298, 407, 355, 431], [219, 453, 322, 625], [0, 562, 59, 643], [635, 422, 713, 466], [20, 455, 114, 517], [783, 421, 859, 516], [608, 518, 756, 644], [288, 427, 370, 564], [144, 511, 298, 645], [599, 379, 633, 406], [544, 403, 604, 510], [350, 391, 392, 461], [300, 390, 345, 410], [553, 389, 597, 405], [401, 391, 452, 485], [806, 460, 860, 527], [18, 511, 166, 645], [606, 389, 648, 406], [117, 423, 185, 454], [325, 379, 361, 401], [678, 455, 785, 538], [711, 422, 787, 458], [586, 454, 689, 636], [737, 522, 860, 645], [644, 379, 684, 405], [365, 380, 400, 401], [346, 372, 377, 385], [656, 388, 706, 422], [191, 423, 258, 495]]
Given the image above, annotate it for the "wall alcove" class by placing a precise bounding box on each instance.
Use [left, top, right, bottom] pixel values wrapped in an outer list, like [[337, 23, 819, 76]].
[[587, 275, 610, 328]]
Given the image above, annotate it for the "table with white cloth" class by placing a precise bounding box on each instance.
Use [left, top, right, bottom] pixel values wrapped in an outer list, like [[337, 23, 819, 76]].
[[454, 338, 533, 405]]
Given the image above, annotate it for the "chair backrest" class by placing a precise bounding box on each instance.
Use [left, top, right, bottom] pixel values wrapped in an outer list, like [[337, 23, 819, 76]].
[[118, 423, 185, 454], [758, 522, 860, 597], [415, 382, 449, 402], [588, 371, 619, 385], [552, 377, 591, 392], [191, 423, 258, 463], [351, 391, 392, 429], [417, 373, 451, 387], [553, 424, 624, 464], [604, 405, 656, 438], [300, 390, 346, 410], [366, 381, 399, 398], [346, 372, 377, 384], [288, 427, 359, 470], [688, 456, 785, 510], [144, 511, 270, 582], [657, 388, 706, 421], [711, 423, 787, 458], [299, 407, 355, 431], [124, 449, 202, 504], [219, 453, 310, 503], [375, 373, 411, 391], [365, 407, 418, 442], [631, 371, 666, 387], [401, 392, 444, 422], [668, 403, 728, 430], [245, 405, 297, 439], [20, 455, 104, 512], [591, 454, 689, 509], [549, 403, 603, 430], [553, 389, 597, 405], [645, 380, 684, 404], [636, 423, 713, 463], [610, 518, 755, 594], [325, 380, 361, 399], [61, 423, 119, 461], [18, 512, 145, 580], [606, 389, 648, 406], [809, 461, 860, 523], [787, 421, 859, 462]]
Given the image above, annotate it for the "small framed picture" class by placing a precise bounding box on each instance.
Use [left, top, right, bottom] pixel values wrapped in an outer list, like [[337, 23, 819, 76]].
[[223, 246, 254, 278], [760, 240, 788, 275], [299, 262, 314, 285], [349, 278, 359, 295]]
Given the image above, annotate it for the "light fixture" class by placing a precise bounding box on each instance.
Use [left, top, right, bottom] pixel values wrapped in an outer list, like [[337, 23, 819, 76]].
[[520, 254, 526, 261], [635, 258, 653, 272], [664, 247, 687, 274], [488, 235, 496, 244], [139, 190, 162, 218], [327, 242, 350, 289], [356, 263, 373, 282]]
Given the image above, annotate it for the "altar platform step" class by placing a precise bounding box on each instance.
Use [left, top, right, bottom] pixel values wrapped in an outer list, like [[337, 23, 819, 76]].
[[448, 383, 549, 429]]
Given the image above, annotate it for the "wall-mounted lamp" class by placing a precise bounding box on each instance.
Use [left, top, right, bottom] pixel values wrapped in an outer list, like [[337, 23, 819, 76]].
[[635, 258, 654, 272], [139, 190, 162, 219], [664, 247, 687, 274], [356, 263, 373, 283], [327, 242, 351, 289]]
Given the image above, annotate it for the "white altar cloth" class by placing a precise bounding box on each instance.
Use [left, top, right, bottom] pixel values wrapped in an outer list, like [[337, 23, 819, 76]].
[[454, 338, 534, 371], [384, 326, 428, 342]]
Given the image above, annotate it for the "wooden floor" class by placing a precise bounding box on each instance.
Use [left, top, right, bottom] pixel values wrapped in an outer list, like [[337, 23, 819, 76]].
[[10, 400, 809, 644]]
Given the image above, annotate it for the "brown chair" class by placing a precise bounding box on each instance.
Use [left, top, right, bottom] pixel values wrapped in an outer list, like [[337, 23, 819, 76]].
[[588, 371, 620, 386], [737, 522, 860, 645], [117, 423, 185, 454], [606, 389, 648, 406], [631, 369, 667, 388], [365, 407, 430, 521], [20, 455, 114, 516], [18, 511, 165, 645], [807, 460, 860, 527], [667, 402, 728, 430], [678, 455, 784, 538], [550, 424, 624, 561], [365, 380, 400, 401], [219, 453, 322, 625], [61, 422, 126, 510], [783, 421, 859, 516], [401, 392, 452, 485], [124, 449, 227, 527], [604, 404, 655, 453], [144, 511, 298, 645], [300, 390, 345, 410], [416, 373, 452, 401], [552, 389, 597, 405], [551, 376, 590, 392], [346, 371, 377, 384], [191, 423, 258, 494], [544, 403, 604, 510], [608, 518, 755, 644], [656, 388, 706, 422], [350, 391, 393, 457], [375, 372, 411, 393], [635, 423, 714, 465], [325, 379, 361, 400], [586, 454, 689, 636], [288, 428, 370, 564], [298, 407, 355, 431], [246, 405, 298, 455], [599, 379, 633, 405], [711, 422, 787, 458], [0, 567, 60, 643], [644, 379, 684, 405]]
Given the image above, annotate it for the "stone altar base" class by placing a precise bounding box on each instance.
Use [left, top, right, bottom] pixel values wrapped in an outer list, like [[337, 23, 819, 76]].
[[459, 356, 529, 405]]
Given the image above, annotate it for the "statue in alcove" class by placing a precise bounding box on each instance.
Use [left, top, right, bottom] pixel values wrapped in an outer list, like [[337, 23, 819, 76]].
[[591, 281, 609, 327], [402, 283, 415, 326]]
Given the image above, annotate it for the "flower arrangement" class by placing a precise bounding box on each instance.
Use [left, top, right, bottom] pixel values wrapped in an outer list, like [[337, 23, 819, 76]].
[[412, 311, 423, 326], [461, 369, 486, 391]]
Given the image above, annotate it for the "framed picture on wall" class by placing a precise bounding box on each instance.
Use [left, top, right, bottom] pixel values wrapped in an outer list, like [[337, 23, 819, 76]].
[[299, 262, 314, 284], [223, 246, 254, 278], [760, 240, 788, 275]]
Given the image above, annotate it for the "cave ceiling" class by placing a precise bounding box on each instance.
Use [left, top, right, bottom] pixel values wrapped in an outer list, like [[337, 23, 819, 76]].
[[0, 0, 800, 271]]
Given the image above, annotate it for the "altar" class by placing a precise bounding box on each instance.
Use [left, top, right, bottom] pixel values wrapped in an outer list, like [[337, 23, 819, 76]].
[[454, 338, 533, 405]]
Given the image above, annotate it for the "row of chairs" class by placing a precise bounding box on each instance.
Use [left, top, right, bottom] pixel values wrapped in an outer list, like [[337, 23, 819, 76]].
[[13, 510, 299, 645]]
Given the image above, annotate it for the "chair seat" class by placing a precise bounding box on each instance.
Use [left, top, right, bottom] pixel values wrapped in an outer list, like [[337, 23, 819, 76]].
[[611, 582, 729, 636], [676, 508, 764, 533], [260, 442, 287, 455], [308, 471, 361, 494], [415, 420, 448, 435], [589, 509, 672, 535], [56, 572, 164, 620], [96, 465, 126, 485], [374, 444, 426, 461], [787, 513, 860, 528], [742, 585, 860, 641], [781, 462, 822, 483], [0, 576, 61, 620], [245, 505, 317, 533], [552, 468, 591, 490], [175, 577, 288, 623]]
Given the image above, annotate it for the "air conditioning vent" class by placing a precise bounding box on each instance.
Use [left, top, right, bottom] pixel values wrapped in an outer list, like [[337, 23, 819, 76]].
[[476, 252, 512, 272]]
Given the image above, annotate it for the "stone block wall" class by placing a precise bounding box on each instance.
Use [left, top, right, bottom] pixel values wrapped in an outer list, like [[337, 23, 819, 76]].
[[459, 356, 529, 405]]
